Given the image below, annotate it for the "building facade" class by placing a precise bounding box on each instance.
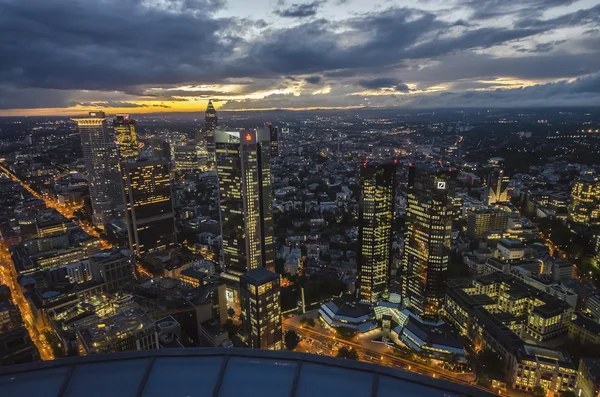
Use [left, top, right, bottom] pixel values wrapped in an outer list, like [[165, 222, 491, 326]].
[[113, 114, 139, 161], [569, 175, 600, 228], [216, 128, 274, 277], [121, 159, 177, 256], [73, 112, 123, 228], [402, 166, 453, 322], [240, 268, 282, 350], [357, 161, 396, 303], [467, 208, 509, 239]]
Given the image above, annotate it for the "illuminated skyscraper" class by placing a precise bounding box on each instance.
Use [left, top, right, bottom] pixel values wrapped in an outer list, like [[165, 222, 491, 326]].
[[113, 114, 139, 160], [73, 111, 123, 228], [484, 167, 510, 205], [121, 159, 176, 256], [569, 175, 600, 228], [173, 144, 200, 172], [215, 128, 274, 278], [240, 267, 282, 350], [357, 161, 396, 303], [402, 166, 453, 322], [204, 100, 218, 170]]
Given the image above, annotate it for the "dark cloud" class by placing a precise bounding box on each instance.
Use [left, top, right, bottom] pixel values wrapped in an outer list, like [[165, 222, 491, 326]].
[[460, 0, 578, 20], [304, 76, 322, 84], [410, 73, 600, 108], [0, 0, 230, 91], [358, 78, 409, 92], [76, 101, 148, 108], [515, 4, 600, 29], [274, 1, 324, 18], [0, 0, 599, 111]]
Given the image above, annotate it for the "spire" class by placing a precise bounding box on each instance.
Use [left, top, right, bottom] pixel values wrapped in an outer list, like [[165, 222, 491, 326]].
[[206, 99, 216, 114]]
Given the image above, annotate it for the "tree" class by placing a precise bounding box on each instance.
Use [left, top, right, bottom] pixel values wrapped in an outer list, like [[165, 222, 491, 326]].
[[475, 349, 505, 379], [336, 347, 358, 360], [335, 327, 358, 340], [284, 330, 300, 350], [299, 317, 315, 328], [227, 307, 235, 318], [532, 386, 546, 397]]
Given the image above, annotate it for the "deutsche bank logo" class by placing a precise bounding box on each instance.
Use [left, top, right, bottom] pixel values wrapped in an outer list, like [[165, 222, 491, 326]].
[[437, 182, 446, 189]]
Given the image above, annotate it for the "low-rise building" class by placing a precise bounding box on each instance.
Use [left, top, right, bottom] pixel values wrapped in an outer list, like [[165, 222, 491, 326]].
[[576, 358, 600, 397], [568, 312, 600, 346]]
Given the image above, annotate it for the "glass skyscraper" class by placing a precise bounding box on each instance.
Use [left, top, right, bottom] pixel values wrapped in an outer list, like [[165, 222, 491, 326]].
[[357, 160, 396, 303], [121, 158, 177, 256], [73, 111, 123, 228], [215, 128, 274, 278], [402, 165, 453, 322], [113, 114, 139, 161], [204, 100, 218, 170]]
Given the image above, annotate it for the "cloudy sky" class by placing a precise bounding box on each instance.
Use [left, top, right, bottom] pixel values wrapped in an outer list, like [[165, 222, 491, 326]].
[[0, 0, 599, 116]]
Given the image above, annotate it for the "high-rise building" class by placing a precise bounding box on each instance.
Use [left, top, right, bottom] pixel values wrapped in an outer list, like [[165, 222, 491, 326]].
[[268, 123, 279, 157], [467, 208, 509, 239], [357, 161, 396, 303], [173, 144, 200, 172], [484, 168, 510, 205], [204, 100, 218, 170], [240, 267, 282, 350], [113, 114, 139, 160], [568, 175, 600, 228], [215, 128, 274, 277], [73, 112, 123, 228], [121, 159, 176, 256], [402, 166, 453, 322]]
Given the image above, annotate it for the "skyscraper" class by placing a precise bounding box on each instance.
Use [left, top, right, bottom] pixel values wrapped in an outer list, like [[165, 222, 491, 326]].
[[268, 123, 279, 157], [215, 128, 274, 278], [402, 166, 453, 322], [113, 114, 139, 160], [204, 100, 218, 170], [240, 267, 282, 350], [73, 112, 123, 228], [357, 160, 396, 303], [484, 167, 510, 205], [121, 158, 176, 256]]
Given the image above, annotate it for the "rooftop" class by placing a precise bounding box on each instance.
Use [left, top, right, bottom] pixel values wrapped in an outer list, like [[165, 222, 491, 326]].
[[0, 348, 495, 397], [242, 267, 279, 285]]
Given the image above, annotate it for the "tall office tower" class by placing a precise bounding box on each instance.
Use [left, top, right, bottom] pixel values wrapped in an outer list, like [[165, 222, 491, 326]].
[[173, 144, 200, 172], [215, 128, 274, 278], [113, 114, 139, 160], [73, 112, 123, 228], [240, 267, 282, 350], [484, 168, 510, 205], [569, 175, 600, 228], [268, 123, 279, 157], [121, 159, 177, 256], [357, 161, 396, 303], [402, 166, 453, 322], [467, 208, 509, 239], [204, 100, 218, 169]]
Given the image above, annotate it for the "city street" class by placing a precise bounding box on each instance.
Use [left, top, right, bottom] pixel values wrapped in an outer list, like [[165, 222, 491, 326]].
[[283, 313, 484, 393]]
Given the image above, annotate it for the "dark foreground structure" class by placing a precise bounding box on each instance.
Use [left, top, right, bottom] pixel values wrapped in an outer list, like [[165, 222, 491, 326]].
[[0, 348, 495, 397]]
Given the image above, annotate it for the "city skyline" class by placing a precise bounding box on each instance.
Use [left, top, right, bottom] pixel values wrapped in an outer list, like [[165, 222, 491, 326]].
[[1, 0, 600, 116], [1, 86, 600, 396]]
